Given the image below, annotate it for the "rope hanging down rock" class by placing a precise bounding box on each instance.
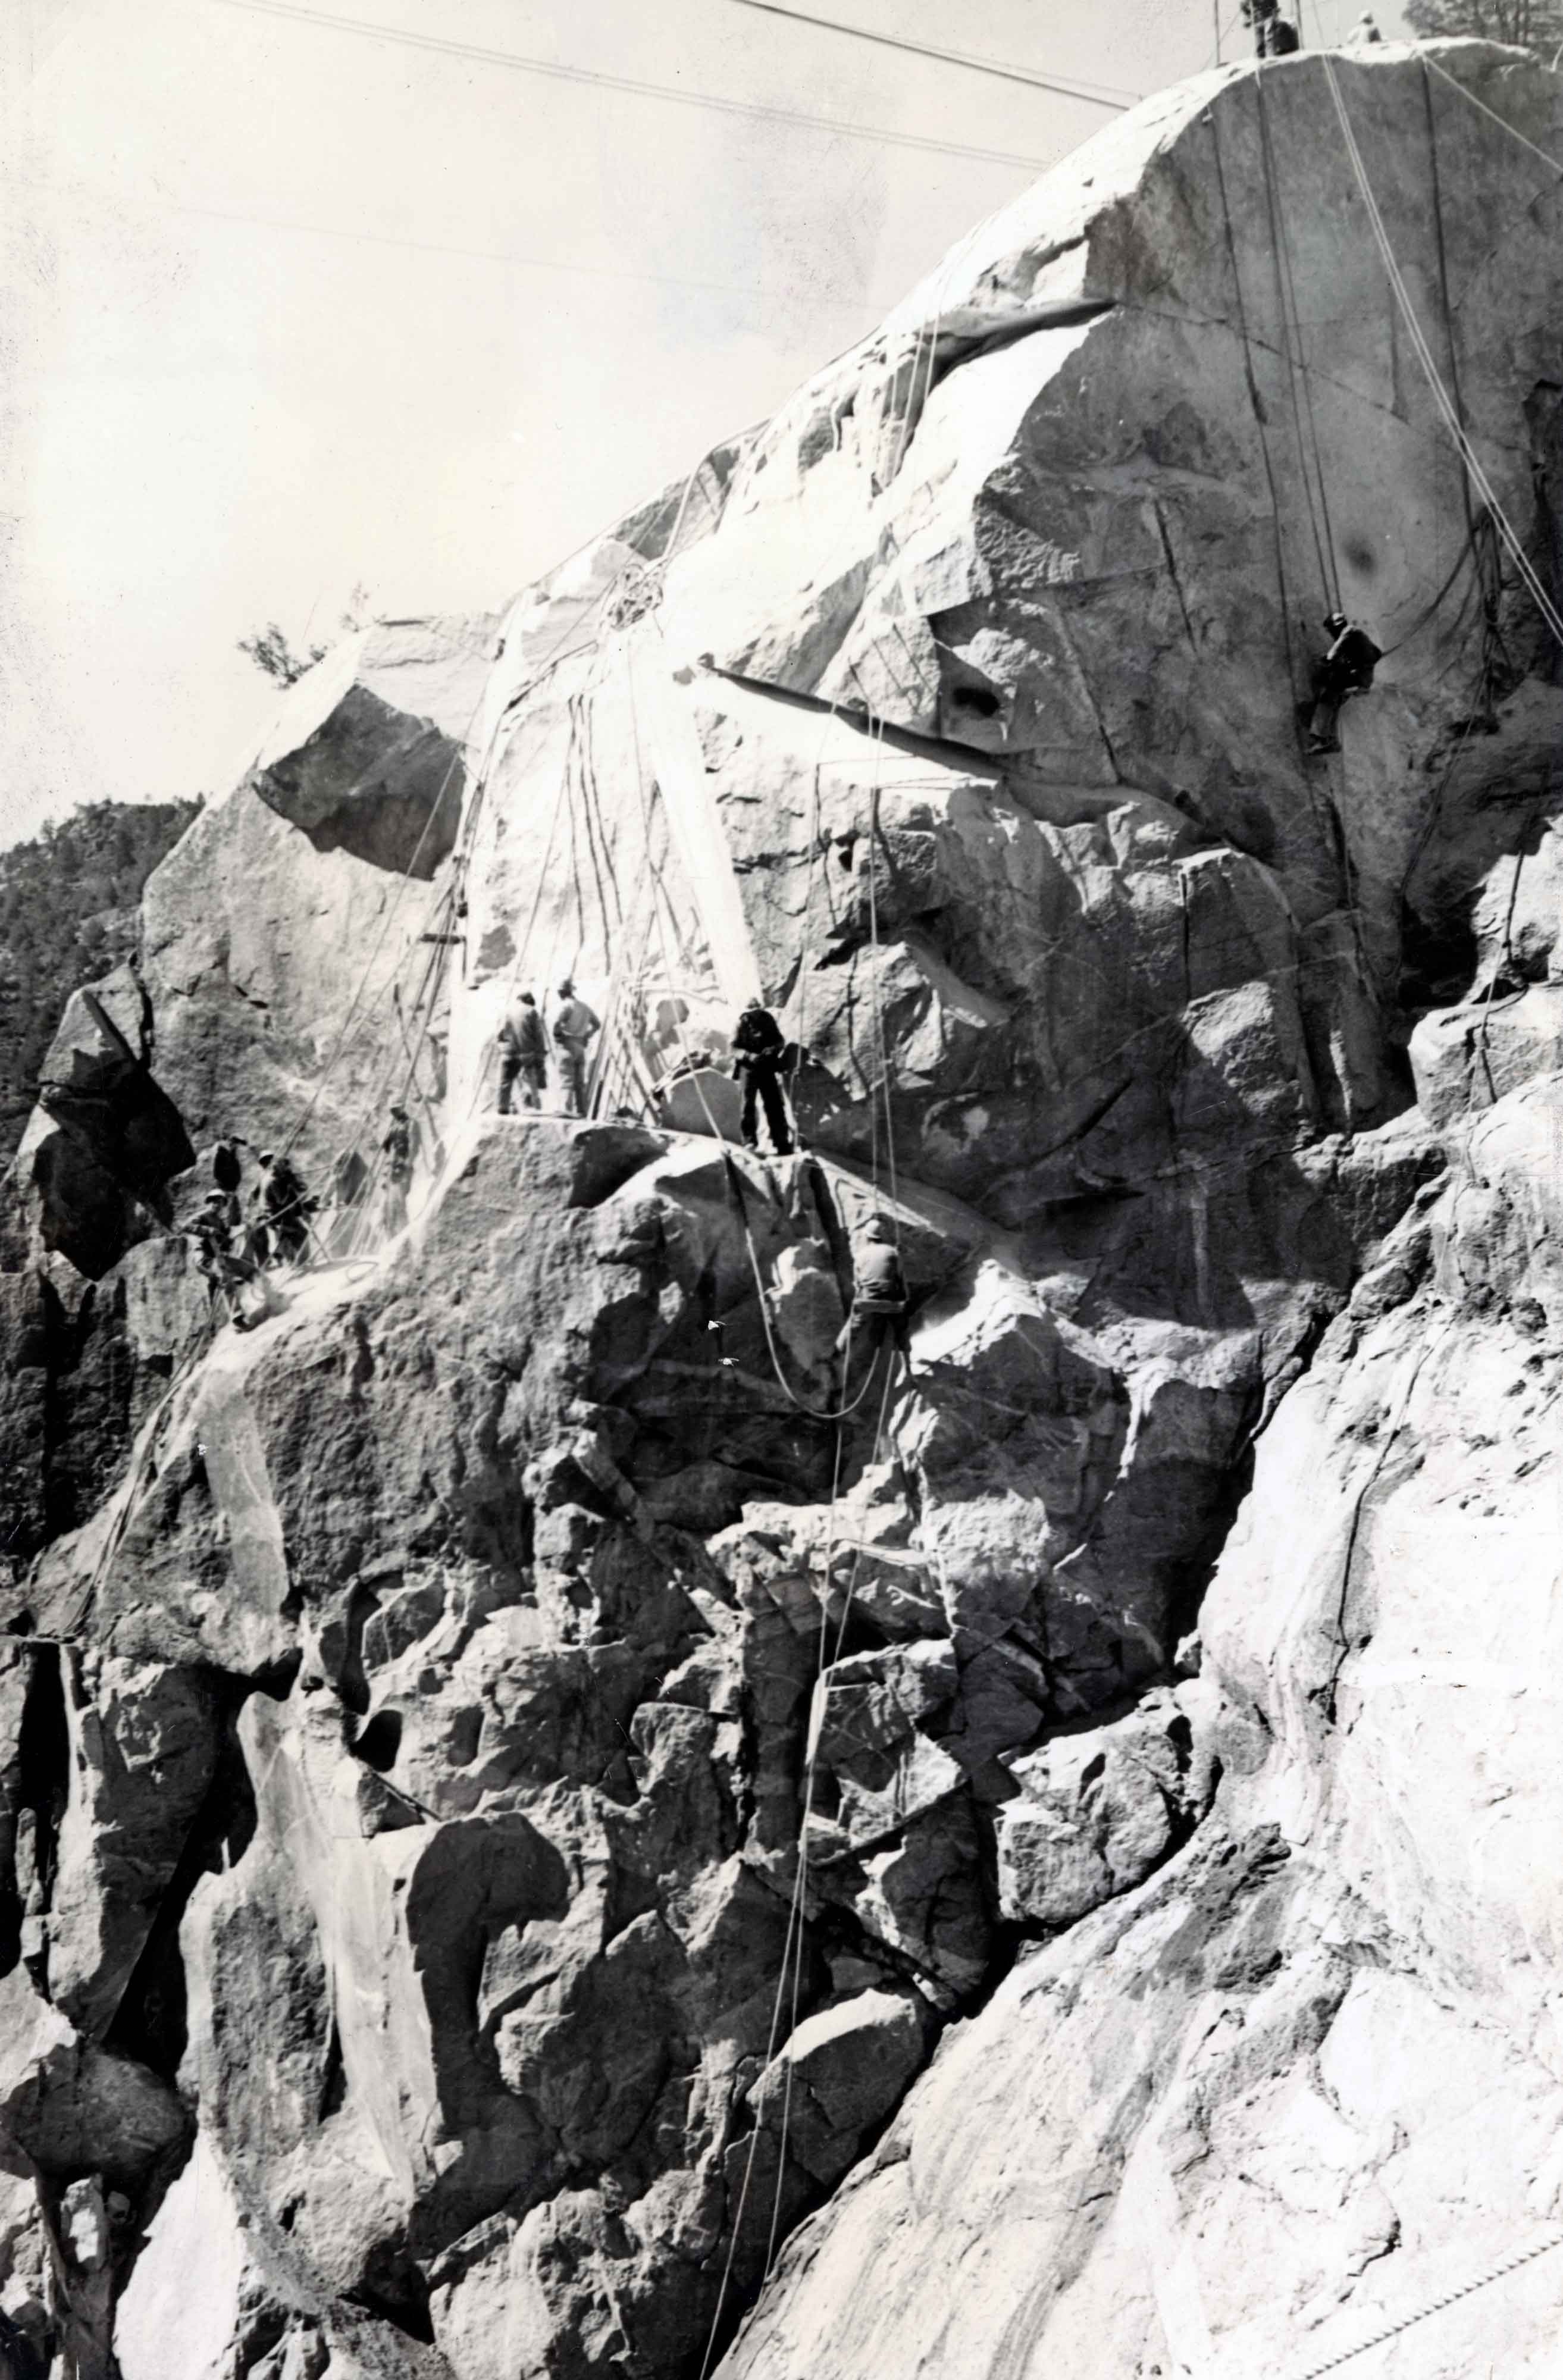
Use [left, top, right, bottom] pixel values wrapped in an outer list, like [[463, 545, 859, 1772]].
[[1321, 52, 1563, 654]]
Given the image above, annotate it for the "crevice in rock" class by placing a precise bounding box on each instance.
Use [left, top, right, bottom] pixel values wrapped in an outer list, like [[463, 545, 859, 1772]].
[[1163, 1431, 1257, 1662], [319, 2021, 347, 2122], [352, 1709, 402, 1773], [703, 663, 1017, 774], [347, 2270, 436, 2347], [104, 1681, 259, 2079], [894, 294, 1114, 450], [14, 1642, 70, 1991], [1525, 378, 1563, 685], [331, 1583, 381, 1719], [40, 1277, 136, 1547], [1397, 891, 1480, 1014]]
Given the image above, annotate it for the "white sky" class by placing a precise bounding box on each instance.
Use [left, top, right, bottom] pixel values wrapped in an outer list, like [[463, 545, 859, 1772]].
[[1, 0, 1408, 849]]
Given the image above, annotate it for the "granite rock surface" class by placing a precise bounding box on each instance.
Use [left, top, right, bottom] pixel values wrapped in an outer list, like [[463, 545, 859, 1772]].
[[0, 36, 1561, 2380]]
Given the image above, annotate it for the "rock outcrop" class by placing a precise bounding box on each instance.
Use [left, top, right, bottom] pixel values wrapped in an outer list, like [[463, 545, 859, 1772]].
[[2, 33, 1562, 2380]]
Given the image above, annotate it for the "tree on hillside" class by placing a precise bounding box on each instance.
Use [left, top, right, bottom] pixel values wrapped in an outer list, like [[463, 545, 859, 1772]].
[[237, 587, 375, 686], [0, 797, 202, 1163], [1402, 0, 1563, 51], [236, 622, 329, 687]]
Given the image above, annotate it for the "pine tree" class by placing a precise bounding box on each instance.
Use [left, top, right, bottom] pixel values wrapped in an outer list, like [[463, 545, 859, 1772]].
[[236, 622, 328, 687], [0, 799, 201, 1162]]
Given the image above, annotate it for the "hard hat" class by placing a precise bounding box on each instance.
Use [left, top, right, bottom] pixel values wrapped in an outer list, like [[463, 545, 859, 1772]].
[[863, 1214, 893, 1242], [558, 977, 574, 995], [390, 1103, 407, 1118], [1324, 610, 1348, 631], [259, 1150, 275, 1166]]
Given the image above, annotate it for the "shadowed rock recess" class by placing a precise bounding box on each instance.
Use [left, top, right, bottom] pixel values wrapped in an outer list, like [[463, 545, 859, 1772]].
[[3, 37, 1563, 2380]]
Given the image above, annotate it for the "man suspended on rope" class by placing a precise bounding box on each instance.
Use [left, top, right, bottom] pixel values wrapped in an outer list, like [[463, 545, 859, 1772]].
[[1308, 610, 1383, 754], [379, 1102, 419, 1236], [553, 979, 601, 1118], [732, 997, 794, 1158], [497, 990, 549, 1113], [835, 1214, 913, 1374], [255, 1149, 315, 1266]]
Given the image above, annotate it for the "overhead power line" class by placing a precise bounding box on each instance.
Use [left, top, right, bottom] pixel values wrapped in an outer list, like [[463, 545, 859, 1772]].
[[211, 0, 1054, 173], [177, 195, 882, 315], [725, 0, 1139, 112], [2, 164, 887, 317]]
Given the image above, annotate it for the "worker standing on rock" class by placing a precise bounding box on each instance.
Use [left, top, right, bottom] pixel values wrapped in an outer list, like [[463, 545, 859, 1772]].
[[1308, 611, 1382, 754], [497, 991, 549, 1113], [553, 979, 600, 1117], [379, 1102, 419, 1236], [189, 1191, 246, 1326], [732, 997, 794, 1158], [211, 1135, 244, 1229], [189, 1189, 272, 1329], [256, 1149, 315, 1265], [836, 1214, 913, 1374], [1241, 0, 1299, 51], [1242, 0, 1276, 50]]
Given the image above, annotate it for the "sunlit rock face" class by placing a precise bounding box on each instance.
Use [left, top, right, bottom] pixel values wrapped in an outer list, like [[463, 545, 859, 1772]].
[[0, 36, 1561, 2380]]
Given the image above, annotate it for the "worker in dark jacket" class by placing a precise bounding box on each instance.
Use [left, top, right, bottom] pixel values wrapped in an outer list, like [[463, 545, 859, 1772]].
[[189, 1189, 267, 1329], [497, 992, 549, 1112], [211, 1135, 244, 1229], [1242, 0, 1299, 49], [732, 998, 794, 1157], [256, 1150, 314, 1265], [1308, 611, 1382, 753], [836, 1214, 912, 1371]]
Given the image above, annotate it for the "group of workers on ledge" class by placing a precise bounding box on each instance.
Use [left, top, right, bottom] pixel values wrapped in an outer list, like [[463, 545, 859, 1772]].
[[491, 984, 913, 1366], [1241, 2, 1381, 52], [183, 1116, 421, 1328], [185, 1139, 317, 1327], [184, 585, 1389, 1339], [496, 979, 600, 1116], [183, 991, 914, 1369], [182, 587, 1383, 1337], [493, 982, 798, 1158]]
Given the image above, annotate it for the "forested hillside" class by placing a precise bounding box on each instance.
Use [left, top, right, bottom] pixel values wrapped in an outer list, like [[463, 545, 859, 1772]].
[[0, 799, 200, 1163]]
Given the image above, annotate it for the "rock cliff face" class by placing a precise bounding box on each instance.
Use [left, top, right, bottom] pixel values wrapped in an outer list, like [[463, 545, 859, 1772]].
[[3, 35, 1563, 2380]]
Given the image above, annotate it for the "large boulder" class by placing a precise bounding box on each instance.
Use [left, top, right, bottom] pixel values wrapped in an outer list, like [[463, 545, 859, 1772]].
[[243, 616, 498, 880]]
